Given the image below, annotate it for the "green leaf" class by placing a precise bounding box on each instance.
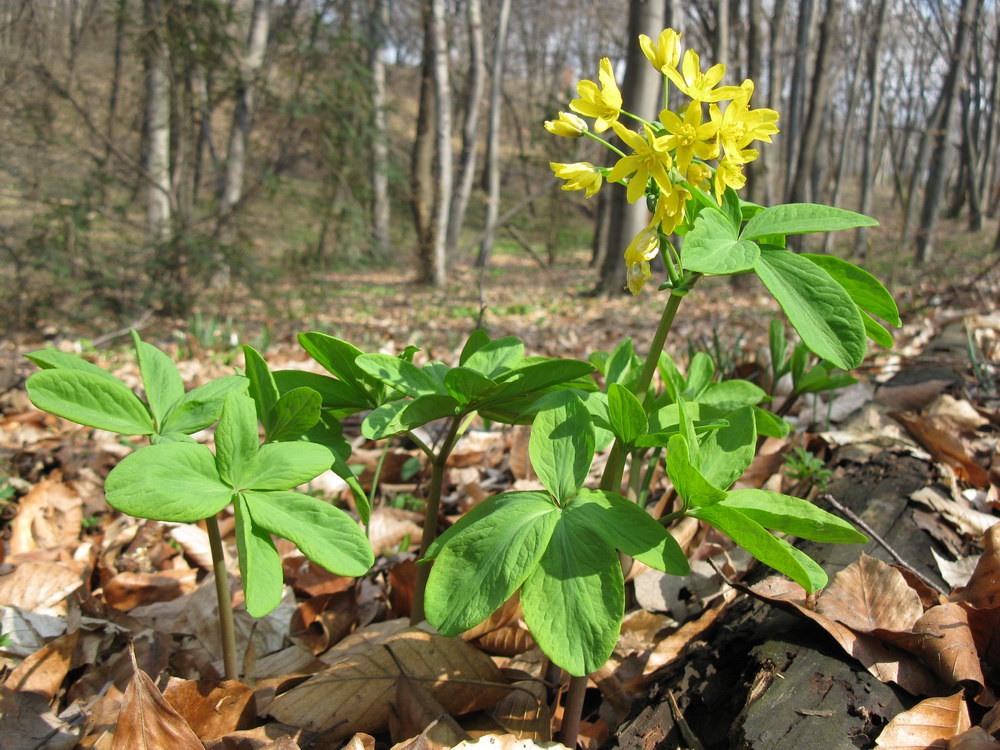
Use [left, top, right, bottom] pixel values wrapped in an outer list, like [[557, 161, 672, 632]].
[[752, 405, 791, 439], [459, 330, 492, 365], [491, 358, 595, 398], [361, 395, 459, 439], [462, 336, 524, 378], [753, 247, 866, 370], [665, 434, 727, 507], [802, 254, 900, 326], [424, 492, 558, 636], [444, 367, 498, 406], [105, 442, 233, 522], [568, 489, 688, 575], [721, 186, 743, 228], [529, 391, 594, 502], [796, 362, 856, 394], [741, 203, 878, 241], [24, 349, 122, 384], [689, 502, 823, 591], [607, 383, 647, 447], [521, 515, 623, 676], [683, 352, 715, 398], [243, 441, 332, 491], [234, 494, 284, 618], [301, 411, 351, 461], [356, 353, 444, 398], [862, 310, 894, 349], [245, 490, 373, 577], [265, 387, 321, 442], [331, 449, 371, 525], [159, 375, 249, 435], [682, 208, 760, 274], [298, 332, 381, 406], [697, 406, 756, 490], [151, 432, 195, 444], [214, 393, 260, 488], [243, 345, 279, 425], [26, 369, 154, 435], [605, 338, 640, 388], [272, 370, 370, 415], [769, 319, 789, 380], [697, 379, 766, 411], [721, 489, 867, 543], [132, 332, 184, 427], [361, 401, 409, 440], [657, 353, 685, 404], [779, 540, 829, 591]]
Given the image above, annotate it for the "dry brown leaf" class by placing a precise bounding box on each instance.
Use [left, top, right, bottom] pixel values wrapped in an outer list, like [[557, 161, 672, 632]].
[[891, 411, 991, 487], [958, 604, 1000, 671], [875, 380, 954, 412], [103, 570, 194, 610], [912, 488, 999, 538], [927, 395, 990, 434], [202, 723, 305, 749], [981, 700, 1000, 735], [452, 735, 570, 750], [162, 678, 257, 741], [487, 679, 551, 742], [320, 617, 412, 663], [111, 646, 203, 750], [875, 691, 971, 749], [0, 685, 82, 749], [388, 559, 417, 619], [0, 559, 84, 614], [343, 733, 377, 750], [817, 554, 925, 633], [368, 508, 424, 556], [9, 478, 83, 554], [462, 594, 522, 642], [4, 628, 78, 699], [954, 523, 1000, 609], [948, 727, 1000, 749], [472, 624, 536, 656], [387, 665, 470, 748], [290, 588, 358, 655], [266, 628, 509, 740], [747, 576, 944, 696]]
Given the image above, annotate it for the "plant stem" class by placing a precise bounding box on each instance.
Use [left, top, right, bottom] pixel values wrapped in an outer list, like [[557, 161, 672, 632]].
[[560, 673, 589, 747], [206, 515, 238, 681], [410, 415, 464, 624]]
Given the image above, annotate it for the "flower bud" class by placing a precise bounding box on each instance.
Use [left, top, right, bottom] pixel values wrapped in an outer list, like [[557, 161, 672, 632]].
[[544, 111, 589, 138]]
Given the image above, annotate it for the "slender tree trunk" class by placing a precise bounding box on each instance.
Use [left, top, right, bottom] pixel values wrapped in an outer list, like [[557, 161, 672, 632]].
[[901, 93, 945, 246], [446, 0, 485, 254], [143, 0, 171, 247], [105, 0, 127, 165], [853, 0, 887, 257], [595, 0, 665, 295], [915, 0, 976, 264], [744, 0, 765, 205], [219, 0, 271, 218], [783, 0, 816, 202], [476, 0, 512, 270], [369, 0, 391, 257], [412, 2, 436, 278], [765, 0, 787, 205], [823, 40, 864, 253], [959, 87, 984, 231], [428, 0, 452, 286]]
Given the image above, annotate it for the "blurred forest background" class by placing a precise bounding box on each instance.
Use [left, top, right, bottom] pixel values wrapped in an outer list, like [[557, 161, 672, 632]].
[[1, 0, 999, 336]]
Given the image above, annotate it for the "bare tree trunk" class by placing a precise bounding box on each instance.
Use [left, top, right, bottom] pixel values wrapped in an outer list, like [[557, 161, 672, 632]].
[[476, 0, 511, 270], [959, 87, 984, 231], [915, 0, 976, 264], [824, 32, 864, 253], [783, 0, 816, 202], [143, 0, 171, 247], [715, 0, 729, 65], [369, 0, 391, 257], [428, 0, 452, 286], [744, 0, 765, 205], [595, 0, 665, 295], [219, 0, 271, 218], [105, 0, 127, 165], [447, 0, 485, 255], [412, 2, 436, 279], [853, 0, 887, 257]]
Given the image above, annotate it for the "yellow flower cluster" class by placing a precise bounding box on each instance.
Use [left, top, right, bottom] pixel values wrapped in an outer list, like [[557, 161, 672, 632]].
[[544, 28, 779, 293]]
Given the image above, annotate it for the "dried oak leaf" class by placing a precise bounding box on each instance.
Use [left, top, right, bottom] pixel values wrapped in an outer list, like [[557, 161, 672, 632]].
[[953, 523, 1000, 609], [3, 628, 79, 700], [162, 678, 257, 741], [875, 691, 970, 749], [816, 554, 924, 633]]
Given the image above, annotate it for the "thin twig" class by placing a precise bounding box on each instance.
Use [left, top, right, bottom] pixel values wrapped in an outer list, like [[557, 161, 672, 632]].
[[816, 492, 949, 596], [666, 690, 706, 750]]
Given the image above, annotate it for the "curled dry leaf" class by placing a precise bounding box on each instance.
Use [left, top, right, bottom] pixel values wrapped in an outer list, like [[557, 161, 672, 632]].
[[290, 588, 358, 655], [4, 628, 78, 700], [103, 570, 195, 611], [891, 411, 991, 488], [453, 735, 570, 750], [954, 523, 1000, 609], [0, 560, 84, 614], [948, 727, 1000, 749], [911, 605, 988, 703], [912, 488, 999, 538], [388, 665, 470, 749], [817, 554, 924, 633], [487, 679, 552, 742], [162, 678, 257, 741], [266, 628, 509, 740], [368, 508, 424, 557], [8, 478, 83, 554], [111, 646, 203, 750], [875, 691, 970, 749]]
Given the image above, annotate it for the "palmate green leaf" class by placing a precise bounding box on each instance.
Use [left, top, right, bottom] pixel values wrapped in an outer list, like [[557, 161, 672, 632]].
[[242, 441, 332, 491], [521, 516, 624, 676], [688, 502, 826, 592], [720, 489, 867, 544], [273, 370, 369, 415], [244, 490, 373, 578], [243, 345, 279, 425], [529, 391, 594, 503], [698, 406, 756, 490], [24, 349, 122, 384], [665, 434, 727, 507], [214, 393, 259, 488], [26, 369, 154, 435], [105, 442, 233, 522], [159, 375, 249, 435], [298, 332, 382, 406], [424, 491, 558, 636], [356, 353, 444, 398], [606, 383, 647, 447], [568, 489, 688, 574], [740, 203, 878, 241], [753, 247, 866, 370], [132, 332, 184, 427], [462, 336, 524, 378], [234, 494, 283, 618], [265, 387, 321, 442], [802, 253, 900, 326], [682, 208, 760, 275]]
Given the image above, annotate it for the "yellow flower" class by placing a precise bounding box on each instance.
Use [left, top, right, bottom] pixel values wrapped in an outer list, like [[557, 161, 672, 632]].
[[713, 155, 752, 204], [639, 28, 681, 74], [569, 58, 622, 133], [660, 101, 719, 174], [665, 49, 743, 103], [550, 161, 603, 198], [544, 111, 589, 138], [624, 223, 660, 294], [653, 182, 691, 235], [686, 162, 712, 192], [709, 80, 780, 157], [607, 121, 673, 204]]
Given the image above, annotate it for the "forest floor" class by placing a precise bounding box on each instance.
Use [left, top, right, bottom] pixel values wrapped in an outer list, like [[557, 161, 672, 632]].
[[1, 238, 999, 749]]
